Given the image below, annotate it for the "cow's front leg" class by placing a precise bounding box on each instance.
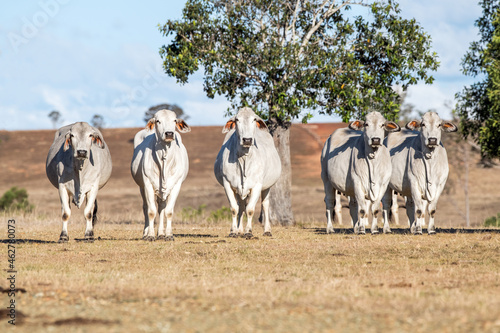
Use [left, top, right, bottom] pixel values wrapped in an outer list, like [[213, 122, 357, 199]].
[[157, 199, 167, 240], [83, 186, 99, 242], [411, 193, 426, 235], [353, 188, 368, 235], [261, 188, 272, 236], [223, 180, 240, 237], [142, 182, 157, 241], [244, 185, 262, 237], [162, 182, 183, 241], [427, 200, 438, 235], [370, 201, 382, 234], [58, 186, 71, 243], [381, 189, 392, 234]]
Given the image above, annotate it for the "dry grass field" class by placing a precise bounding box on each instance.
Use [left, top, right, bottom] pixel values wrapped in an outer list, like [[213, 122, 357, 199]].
[[1, 124, 500, 332]]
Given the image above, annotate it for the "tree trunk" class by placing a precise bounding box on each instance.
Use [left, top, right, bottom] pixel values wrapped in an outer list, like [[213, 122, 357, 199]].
[[267, 120, 294, 226]]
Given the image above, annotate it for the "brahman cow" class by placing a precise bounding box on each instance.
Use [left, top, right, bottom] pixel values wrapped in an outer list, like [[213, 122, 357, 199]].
[[321, 111, 400, 234], [46, 122, 112, 242], [214, 107, 281, 237], [382, 112, 457, 234], [131, 109, 190, 241]]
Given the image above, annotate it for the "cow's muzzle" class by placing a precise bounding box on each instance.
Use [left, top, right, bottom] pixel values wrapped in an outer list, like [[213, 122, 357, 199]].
[[76, 150, 87, 159], [370, 137, 381, 147], [242, 138, 253, 147], [427, 137, 438, 148], [164, 131, 174, 141]]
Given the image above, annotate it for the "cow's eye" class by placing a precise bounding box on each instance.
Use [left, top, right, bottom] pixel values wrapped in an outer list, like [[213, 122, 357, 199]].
[[421, 123, 425, 127], [364, 123, 368, 127], [235, 118, 239, 122], [156, 120, 161, 124]]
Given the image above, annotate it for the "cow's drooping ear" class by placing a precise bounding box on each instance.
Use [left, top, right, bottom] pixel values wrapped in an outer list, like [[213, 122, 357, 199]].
[[256, 118, 268, 131], [146, 118, 155, 130], [91, 133, 105, 149], [222, 118, 236, 133], [348, 120, 364, 131], [405, 120, 421, 130], [384, 121, 401, 133], [63, 132, 72, 151], [176, 119, 191, 133], [441, 121, 458, 133]]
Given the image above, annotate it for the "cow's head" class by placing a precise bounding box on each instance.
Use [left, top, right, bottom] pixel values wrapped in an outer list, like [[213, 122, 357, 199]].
[[63, 122, 105, 160], [406, 112, 457, 150], [222, 107, 267, 148], [146, 109, 191, 144], [349, 111, 400, 150]]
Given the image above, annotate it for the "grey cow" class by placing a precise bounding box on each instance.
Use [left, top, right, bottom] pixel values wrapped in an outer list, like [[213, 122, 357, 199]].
[[131, 110, 190, 241], [321, 111, 400, 234], [46, 122, 112, 242], [214, 107, 281, 237], [382, 112, 457, 235]]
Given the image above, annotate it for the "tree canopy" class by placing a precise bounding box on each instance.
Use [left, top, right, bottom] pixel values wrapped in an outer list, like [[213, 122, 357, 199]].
[[144, 103, 187, 123], [456, 0, 500, 158], [159, 0, 438, 126], [91, 114, 105, 129]]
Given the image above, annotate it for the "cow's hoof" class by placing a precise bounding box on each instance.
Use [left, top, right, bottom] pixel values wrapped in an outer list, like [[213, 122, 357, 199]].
[[144, 236, 155, 242], [383, 228, 392, 234], [84, 237, 94, 243], [371, 230, 379, 235], [263, 231, 272, 237], [165, 236, 174, 241], [244, 233, 253, 238], [428, 230, 436, 235], [157, 235, 166, 240], [58, 235, 69, 243], [326, 228, 335, 234], [228, 233, 238, 238]]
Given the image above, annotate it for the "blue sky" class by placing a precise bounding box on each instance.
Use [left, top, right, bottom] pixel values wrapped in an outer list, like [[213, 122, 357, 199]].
[[0, 0, 483, 130]]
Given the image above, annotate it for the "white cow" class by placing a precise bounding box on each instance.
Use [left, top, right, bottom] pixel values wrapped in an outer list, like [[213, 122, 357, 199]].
[[382, 112, 457, 234], [46, 122, 112, 242], [214, 107, 281, 237], [321, 111, 400, 234], [131, 110, 190, 241]]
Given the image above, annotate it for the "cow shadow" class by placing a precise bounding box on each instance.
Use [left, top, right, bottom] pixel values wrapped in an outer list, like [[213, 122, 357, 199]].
[[0, 239, 57, 244], [74, 233, 220, 242], [310, 227, 500, 235]]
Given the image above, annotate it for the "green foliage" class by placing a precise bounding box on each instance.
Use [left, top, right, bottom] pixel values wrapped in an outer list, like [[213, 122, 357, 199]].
[[0, 187, 34, 213], [456, 0, 500, 158], [181, 204, 207, 222], [484, 213, 500, 227], [208, 206, 232, 223], [159, 0, 438, 124], [180, 204, 232, 223]]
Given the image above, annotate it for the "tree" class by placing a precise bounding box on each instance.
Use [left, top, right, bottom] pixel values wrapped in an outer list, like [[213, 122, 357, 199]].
[[48, 110, 62, 129], [144, 103, 188, 123], [160, 0, 439, 225], [456, 0, 500, 159], [91, 114, 105, 129]]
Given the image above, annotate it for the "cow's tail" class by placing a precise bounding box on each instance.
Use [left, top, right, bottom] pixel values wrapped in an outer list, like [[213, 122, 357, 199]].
[[92, 199, 98, 227]]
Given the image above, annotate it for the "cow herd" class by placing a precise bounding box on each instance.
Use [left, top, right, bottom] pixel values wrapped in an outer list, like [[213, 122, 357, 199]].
[[45, 108, 456, 242]]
